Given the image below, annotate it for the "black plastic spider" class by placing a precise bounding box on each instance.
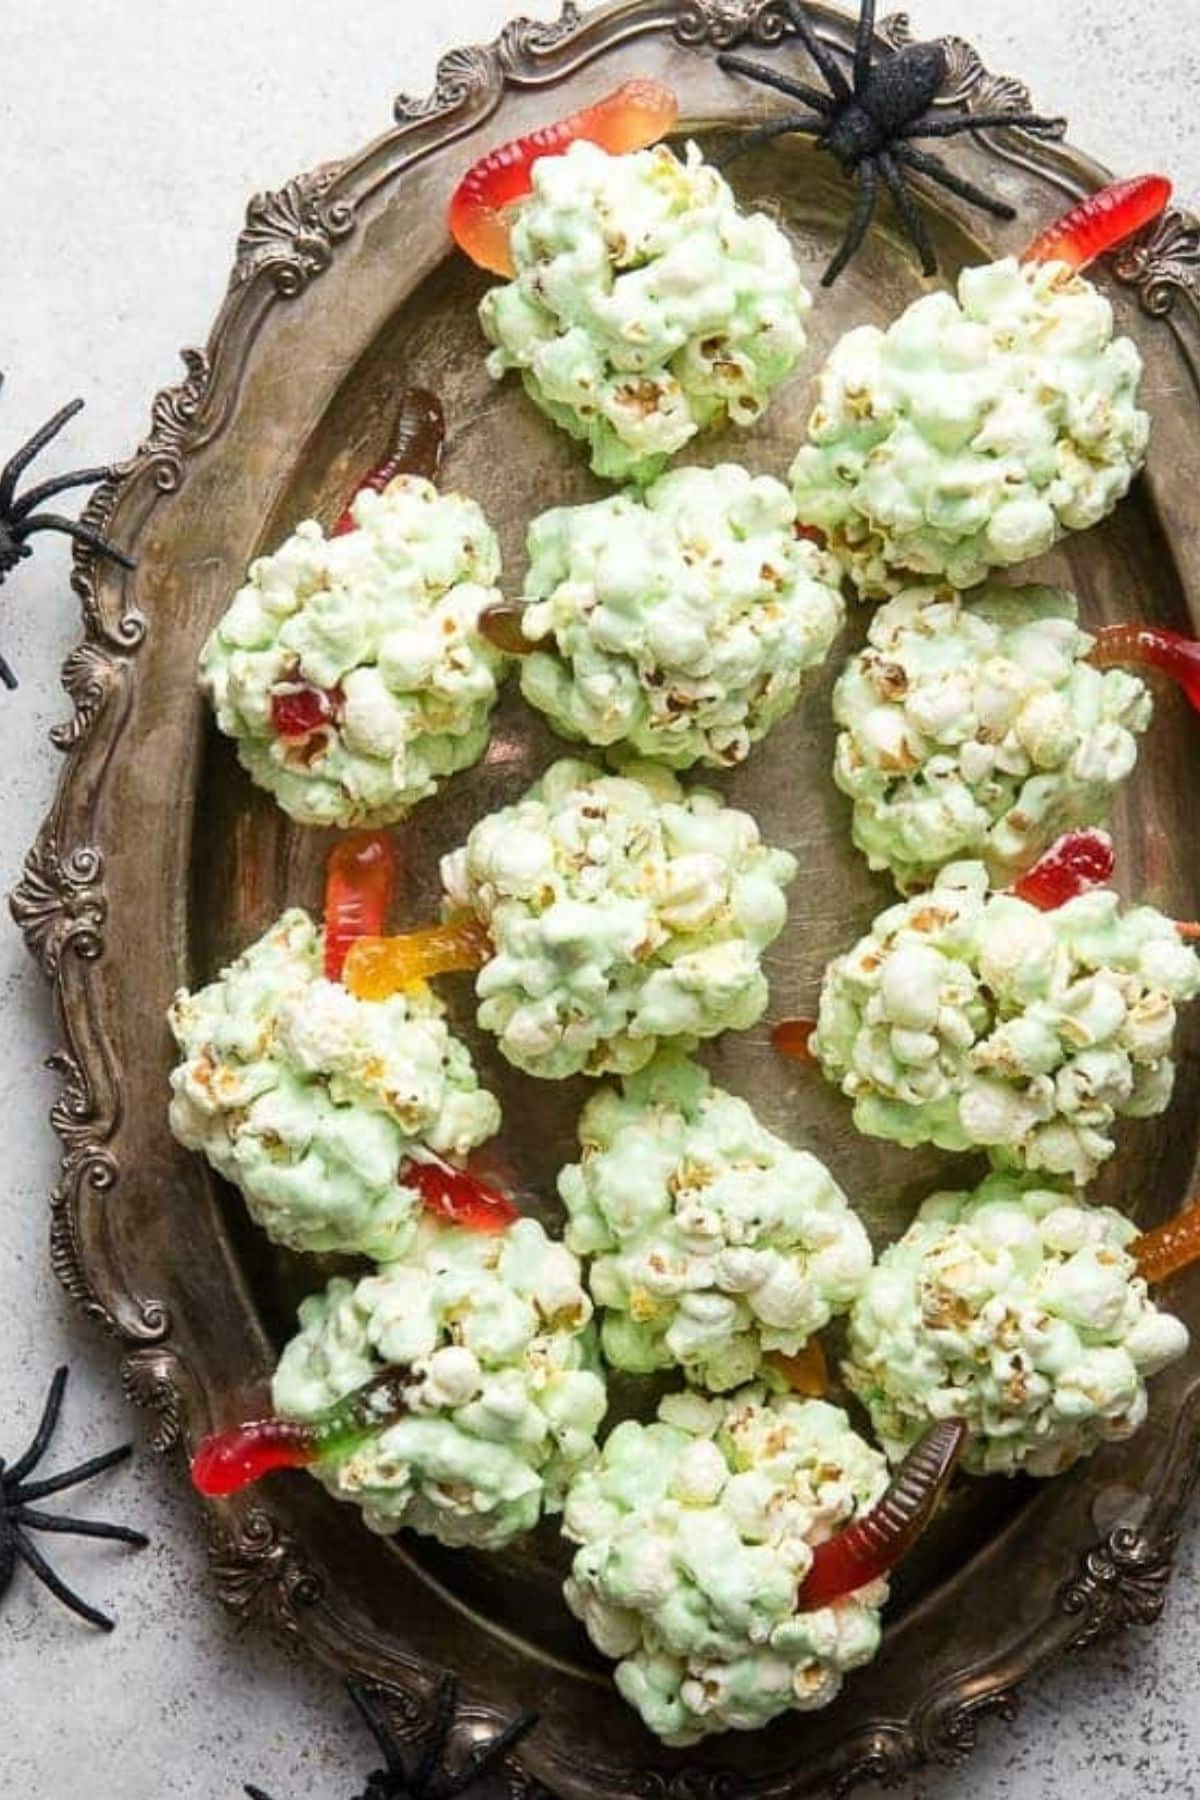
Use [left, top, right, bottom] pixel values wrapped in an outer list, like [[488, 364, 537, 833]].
[[0, 374, 135, 690], [245, 1675, 537, 1800], [718, 0, 1064, 285], [1, 1366, 149, 1631]]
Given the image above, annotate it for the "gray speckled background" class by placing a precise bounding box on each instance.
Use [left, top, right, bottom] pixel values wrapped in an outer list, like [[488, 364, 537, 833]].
[[2, 3, 1197, 1796]]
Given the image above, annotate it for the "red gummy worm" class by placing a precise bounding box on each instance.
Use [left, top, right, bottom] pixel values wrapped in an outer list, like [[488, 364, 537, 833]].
[[323, 832, 397, 982], [797, 1419, 967, 1610]]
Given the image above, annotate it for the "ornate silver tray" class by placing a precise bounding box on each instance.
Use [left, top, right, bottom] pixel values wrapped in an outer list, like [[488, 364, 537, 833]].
[[13, 3, 1200, 1793]]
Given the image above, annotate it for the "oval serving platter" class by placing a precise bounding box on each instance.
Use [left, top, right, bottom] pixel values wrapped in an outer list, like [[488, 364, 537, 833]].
[[14, 2, 1200, 1794]]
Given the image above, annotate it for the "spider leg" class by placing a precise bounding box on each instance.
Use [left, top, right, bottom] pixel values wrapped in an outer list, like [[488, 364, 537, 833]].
[[899, 111, 1065, 140], [716, 115, 828, 169], [410, 1675, 459, 1793], [14, 1441, 133, 1504], [14, 1529, 116, 1630], [716, 54, 833, 113], [12, 512, 137, 569], [0, 654, 16, 693], [879, 150, 938, 275], [10, 464, 112, 520], [345, 1679, 409, 1778], [242, 1788, 275, 1800], [14, 1507, 149, 1548], [822, 156, 880, 287], [894, 144, 1017, 219], [4, 1366, 68, 1485], [0, 398, 85, 513], [853, 0, 877, 91], [444, 1708, 538, 1798], [784, 0, 851, 103]]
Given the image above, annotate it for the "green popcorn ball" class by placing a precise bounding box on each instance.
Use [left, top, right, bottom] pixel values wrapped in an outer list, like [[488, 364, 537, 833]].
[[519, 464, 845, 770], [844, 1172, 1189, 1477], [480, 140, 811, 484], [834, 584, 1152, 892], [813, 861, 1200, 1185], [559, 1053, 871, 1390], [563, 1387, 888, 1745], [440, 757, 797, 1080], [168, 909, 501, 1259], [272, 1216, 608, 1551], [199, 477, 509, 827], [791, 258, 1149, 596]]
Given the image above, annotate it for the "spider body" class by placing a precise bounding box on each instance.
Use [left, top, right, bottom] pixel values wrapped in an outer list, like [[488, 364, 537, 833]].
[[0, 377, 134, 689], [822, 42, 947, 168], [719, 0, 1063, 285], [245, 1676, 537, 1800], [1, 1366, 148, 1631], [0, 527, 33, 582], [0, 1487, 15, 1595]]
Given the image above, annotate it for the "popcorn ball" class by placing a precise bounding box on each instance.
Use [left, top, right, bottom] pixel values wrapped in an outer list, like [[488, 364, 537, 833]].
[[481, 140, 811, 483], [440, 758, 797, 1080], [168, 909, 500, 1258], [200, 477, 508, 827], [813, 861, 1200, 1184], [844, 1172, 1189, 1476], [559, 1052, 871, 1389], [563, 1387, 888, 1744], [792, 257, 1149, 596], [273, 1216, 607, 1550], [518, 464, 845, 769], [833, 583, 1151, 891]]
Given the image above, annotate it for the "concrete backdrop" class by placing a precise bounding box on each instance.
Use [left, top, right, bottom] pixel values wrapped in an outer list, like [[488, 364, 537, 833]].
[[2, 3, 1197, 1795]]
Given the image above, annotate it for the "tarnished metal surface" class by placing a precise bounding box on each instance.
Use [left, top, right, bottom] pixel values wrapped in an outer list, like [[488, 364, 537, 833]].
[[12, 3, 1200, 1793]]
